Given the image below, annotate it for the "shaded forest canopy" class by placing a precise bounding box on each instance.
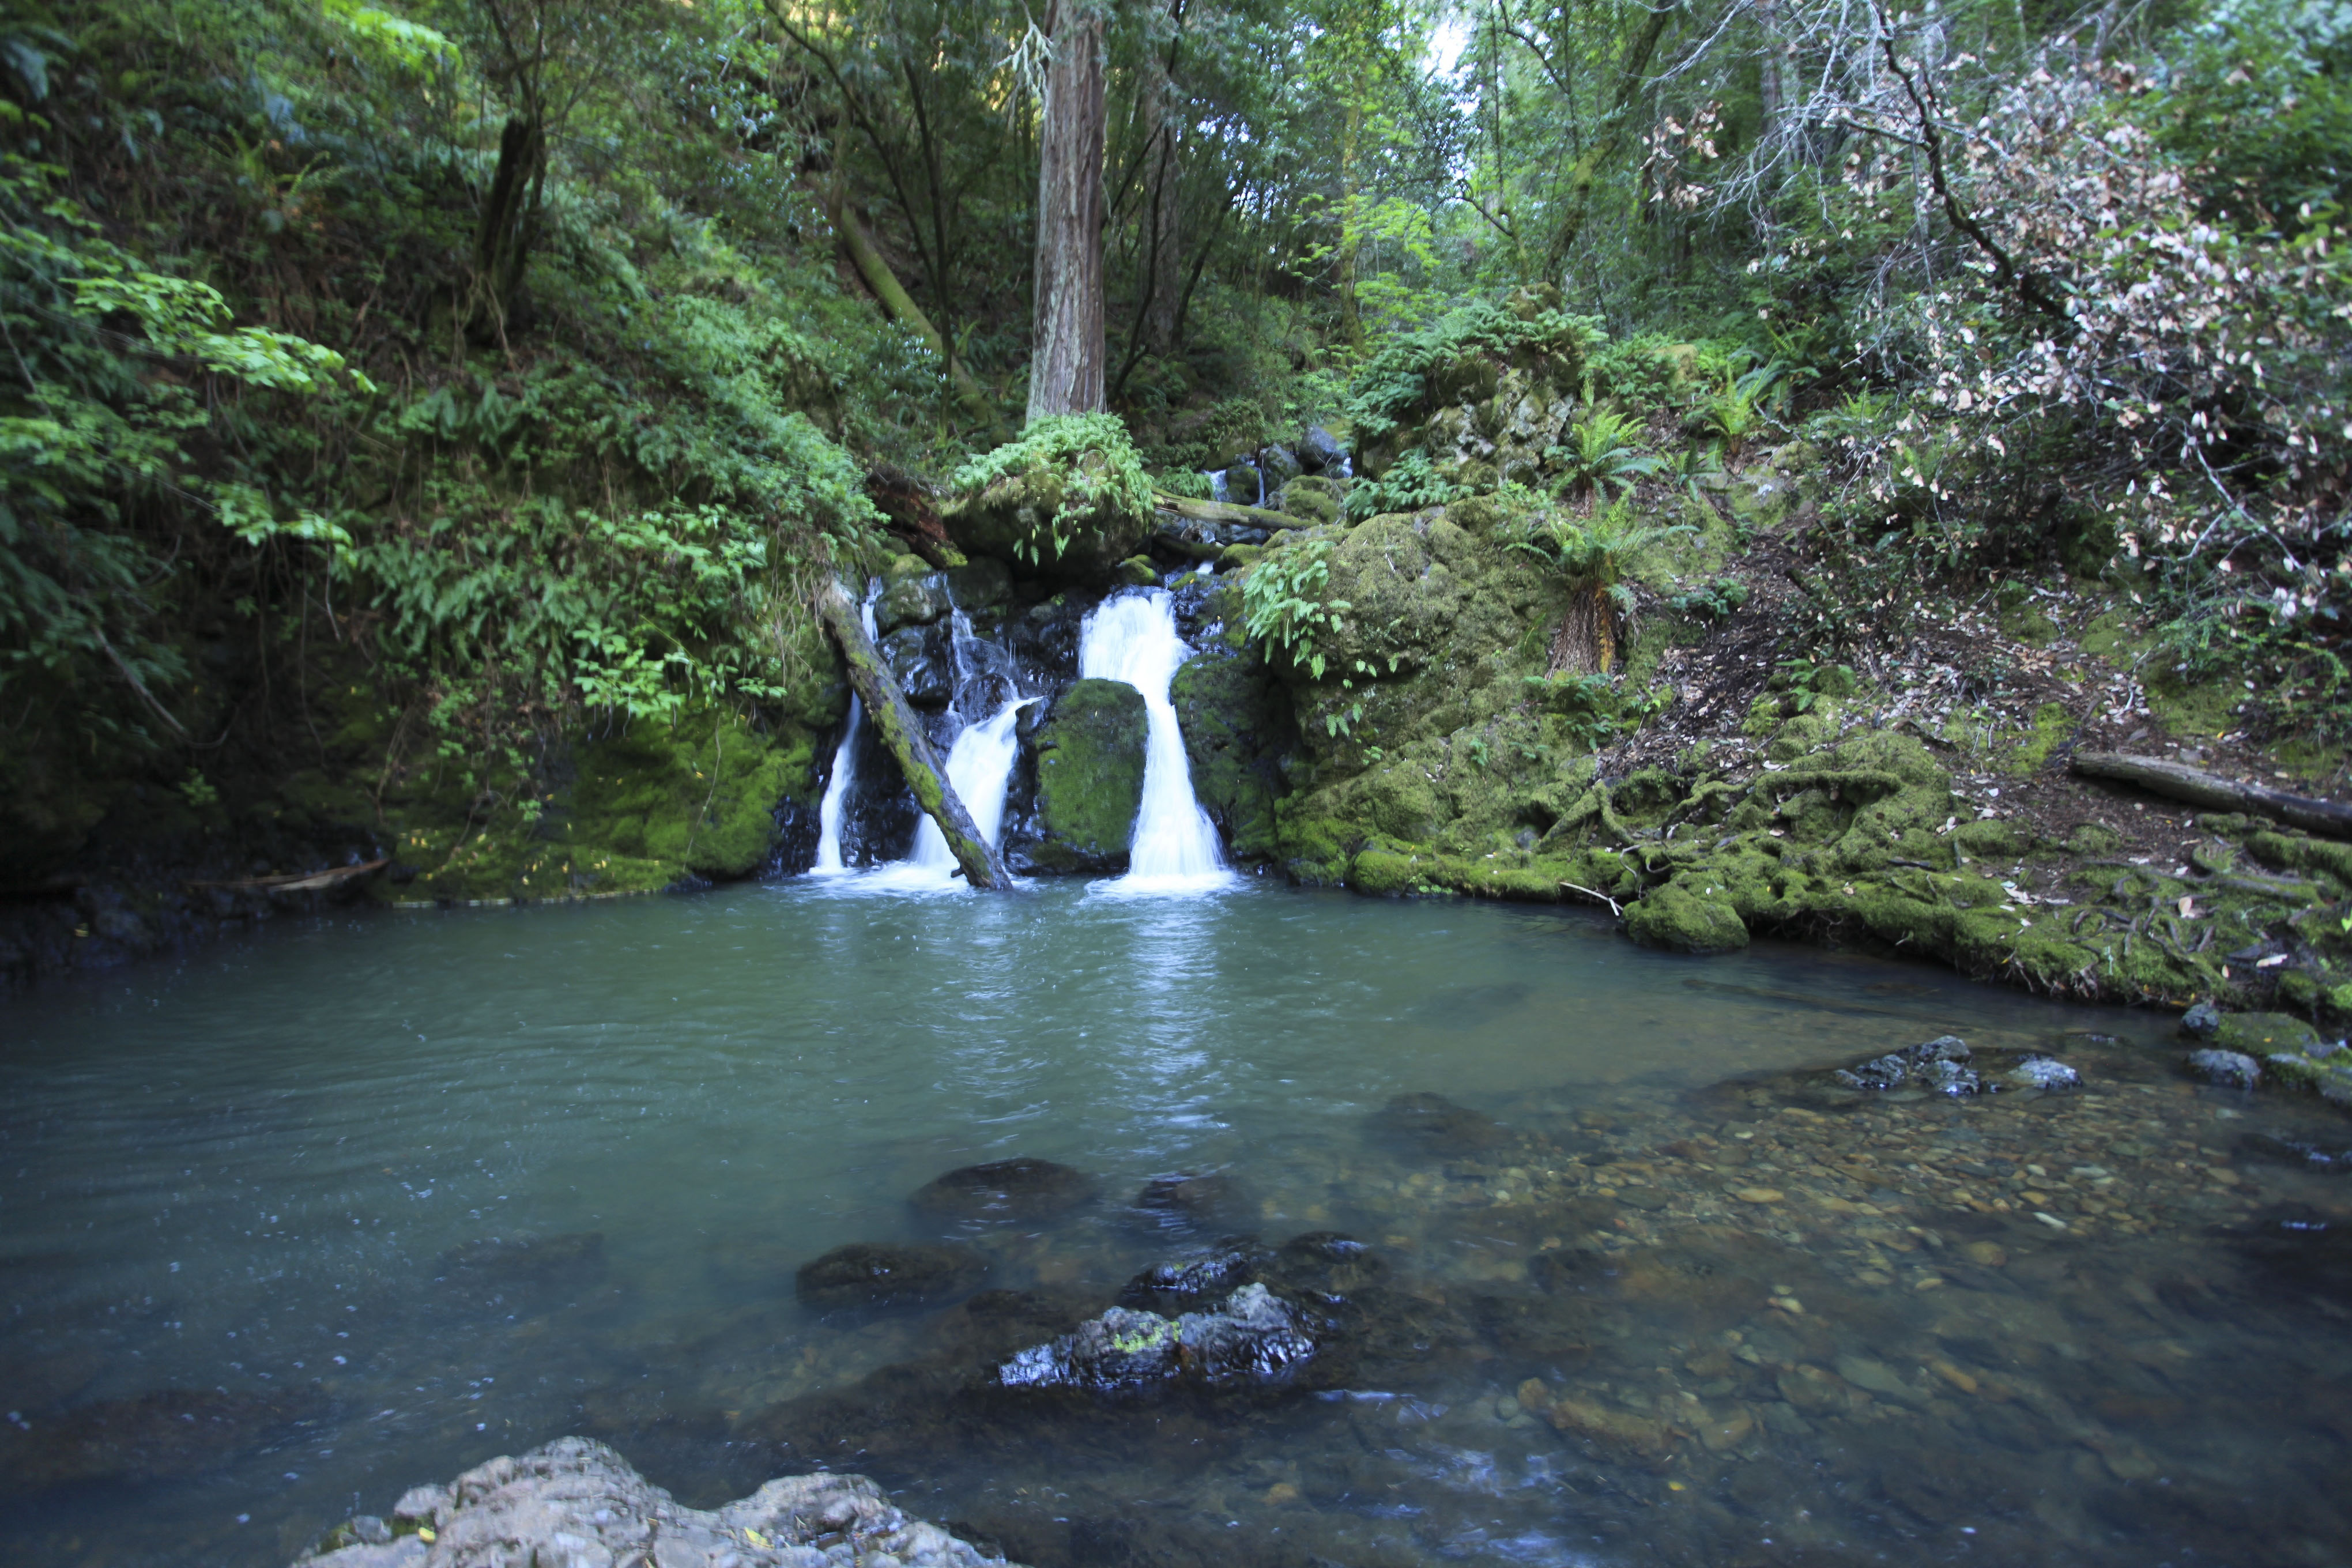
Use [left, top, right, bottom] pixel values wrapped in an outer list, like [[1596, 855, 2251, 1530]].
[[1, 0, 2346, 898]]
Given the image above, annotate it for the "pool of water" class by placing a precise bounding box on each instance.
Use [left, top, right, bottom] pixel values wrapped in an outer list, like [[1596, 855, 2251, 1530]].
[[3, 880, 2349, 1567]]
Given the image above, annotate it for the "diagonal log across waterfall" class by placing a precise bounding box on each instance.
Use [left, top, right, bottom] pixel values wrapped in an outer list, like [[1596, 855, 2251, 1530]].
[[812, 578, 1013, 889]]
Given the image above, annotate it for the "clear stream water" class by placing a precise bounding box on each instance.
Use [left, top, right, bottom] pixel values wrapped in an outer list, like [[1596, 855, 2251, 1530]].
[[3, 882, 2350, 1567]]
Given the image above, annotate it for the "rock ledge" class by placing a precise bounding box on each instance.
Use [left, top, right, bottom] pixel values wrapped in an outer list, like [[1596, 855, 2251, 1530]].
[[296, 1437, 1017, 1568]]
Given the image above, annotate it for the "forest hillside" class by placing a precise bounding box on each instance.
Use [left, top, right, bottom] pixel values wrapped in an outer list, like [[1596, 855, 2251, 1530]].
[[2, 0, 2347, 1032]]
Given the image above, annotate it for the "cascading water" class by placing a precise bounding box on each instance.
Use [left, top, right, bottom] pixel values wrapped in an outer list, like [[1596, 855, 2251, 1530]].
[[1078, 590, 1235, 893], [1203, 469, 1230, 504], [866, 697, 1036, 889], [810, 585, 880, 874]]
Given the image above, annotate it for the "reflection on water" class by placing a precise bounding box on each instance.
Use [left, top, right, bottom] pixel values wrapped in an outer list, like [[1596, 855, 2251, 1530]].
[[1, 882, 2347, 1566]]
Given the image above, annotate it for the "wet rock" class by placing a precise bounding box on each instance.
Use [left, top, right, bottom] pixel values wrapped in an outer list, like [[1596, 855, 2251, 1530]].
[[1833, 1035, 1982, 1096], [294, 1435, 1015, 1568], [1299, 424, 1348, 474], [1169, 620, 1295, 865], [795, 1242, 990, 1310], [1371, 1091, 1508, 1155], [996, 1283, 1316, 1392], [909, 1157, 1099, 1222], [2180, 1000, 2223, 1039], [947, 555, 1013, 609], [1117, 1240, 1268, 1310], [1258, 446, 1305, 489], [879, 623, 955, 708], [1025, 679, 1148, 873], [876, 570, 953, 636], [2187, 1049, 2261, 1089], [0, 1386, 325, 1492], [2005, 1056, 2082, 1091]]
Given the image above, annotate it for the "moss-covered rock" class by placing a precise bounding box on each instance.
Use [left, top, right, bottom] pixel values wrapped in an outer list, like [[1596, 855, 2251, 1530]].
[[1625, 877, 1750, 954], [943, 414, 1155, 585], [389, 708, 819, 904], [1171, 631, 1295, 865], [1348, 293, 1592, 495], [1029, 679, 1148, 872]]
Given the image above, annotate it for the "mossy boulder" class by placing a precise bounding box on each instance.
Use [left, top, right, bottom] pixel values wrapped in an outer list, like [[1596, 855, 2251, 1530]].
[[390, 708, 819, 904], [1171, 631, 1295, 864], [1625, 878, 1750, 954], [943, 414, 1155, 585], [1028, 679, 1148, 872], [1348, 293, 1592, 492]]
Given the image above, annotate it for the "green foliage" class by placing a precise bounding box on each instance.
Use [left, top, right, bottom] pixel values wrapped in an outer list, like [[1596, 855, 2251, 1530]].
[[1344, 448, 1460, 521], [1241, 542, 1351, 681], [949, 413, 1153, 566], [1506, 502, 1695, 604], [1342, 296, 1601, 450], [1665, 575, 1748, 619], [1546, 404, 1660, 499]]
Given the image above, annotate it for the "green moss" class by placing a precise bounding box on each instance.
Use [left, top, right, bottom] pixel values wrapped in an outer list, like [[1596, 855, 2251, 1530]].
[[1171, 636, 1295, 864], [1030, 679, 1148, 870], [384, 707, 815, 905], [2210, 1011, 2325, 1054], [943, 414, 1155, 582], [1348, 848, 1421, 896], [1625, 878, 1750, 954]]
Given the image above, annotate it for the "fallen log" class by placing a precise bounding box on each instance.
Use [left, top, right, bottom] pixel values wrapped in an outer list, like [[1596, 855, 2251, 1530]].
[[187, 857, 389, 893], [812, 576, 1012, 889], [2070, 751, 2352, 840], [1151, 492, 1315, 531]]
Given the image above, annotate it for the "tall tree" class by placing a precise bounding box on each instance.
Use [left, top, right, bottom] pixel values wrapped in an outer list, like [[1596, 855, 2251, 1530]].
[[1028, 0, 1110, 421]]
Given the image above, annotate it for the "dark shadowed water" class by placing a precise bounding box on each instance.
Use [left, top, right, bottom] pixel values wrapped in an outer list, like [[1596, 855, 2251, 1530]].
[[3, 880, 2349, 1567]]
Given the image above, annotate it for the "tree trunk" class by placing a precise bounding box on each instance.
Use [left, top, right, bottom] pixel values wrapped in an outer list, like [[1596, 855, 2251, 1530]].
[[1544, 1, 1672, 273], [2070, 752, 2352, 840], [821, 172, 1001, 431], [1140, 52, 1183, 352], [1756, 0, 1784, 148], [812, 578, 1014, 889], [1548, 586, 1615, 676], [1336, 97, 1364, 346], [1027, 0, 1108, 423], [472, 114, 545, 337]]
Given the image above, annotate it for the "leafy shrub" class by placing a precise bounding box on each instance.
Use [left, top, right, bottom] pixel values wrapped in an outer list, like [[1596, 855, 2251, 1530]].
[[948, 413, 1154, 566], [1241, 542, 1350, 680], [1546, 404, 1661, 499]]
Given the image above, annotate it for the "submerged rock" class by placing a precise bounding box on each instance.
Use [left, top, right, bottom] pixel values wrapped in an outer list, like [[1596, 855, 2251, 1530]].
[[2238, 1133, 2352, 1174], [1371, 1091, 1509, 1154], [2188, 1049, 2262, 1089], [910, 1157, 1099, 1222], [1834, 1036, 1983, 1096], [2005, 1056, 2082, 1091], [293, 1436, 1015, 1568], [1134, 1171, 1250, 1231], [996, 1282, 1316, 1393], [795, 1242, 990, 1310], [1267, 1231, 1389, 1299], [436, 1230, 605, 1286], [0, 1386, 325, 1492]]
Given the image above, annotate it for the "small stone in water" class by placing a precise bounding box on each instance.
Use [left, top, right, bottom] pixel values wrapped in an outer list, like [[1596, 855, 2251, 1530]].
[[2187, 1049, 2261, 1089], [1735, 1188, 1784, 1204], [1961, 1241, 2007, 1267], [2007, 1056, 2081, 1090]]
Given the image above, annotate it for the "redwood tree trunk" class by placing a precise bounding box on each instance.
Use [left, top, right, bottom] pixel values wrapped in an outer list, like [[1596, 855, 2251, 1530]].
[[1027, 0, 1108, 423], [1140, 51, 1183, 351]]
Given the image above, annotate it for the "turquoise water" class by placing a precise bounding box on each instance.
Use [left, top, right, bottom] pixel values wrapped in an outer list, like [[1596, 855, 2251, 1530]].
[[2, 880, 2347, 1566]]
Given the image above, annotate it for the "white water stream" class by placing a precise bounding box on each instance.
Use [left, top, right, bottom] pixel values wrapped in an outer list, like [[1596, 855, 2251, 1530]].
[[1079, 590, 1235, 894], [863, 696, 1036, 890], [809, 587, 880, 875]]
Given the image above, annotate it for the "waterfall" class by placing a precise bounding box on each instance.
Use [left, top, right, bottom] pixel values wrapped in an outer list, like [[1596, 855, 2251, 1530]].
[[811, 583, 880, 874], [1078, 591, 1235, 894], [1203, 469, 1229, 504], [866, 696, 1036, 890]]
